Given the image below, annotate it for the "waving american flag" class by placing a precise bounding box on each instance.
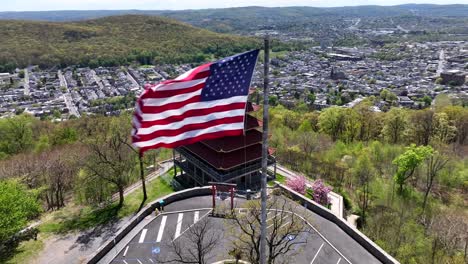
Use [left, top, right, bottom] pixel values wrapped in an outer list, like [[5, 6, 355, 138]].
[[132, 49, 260, 153]]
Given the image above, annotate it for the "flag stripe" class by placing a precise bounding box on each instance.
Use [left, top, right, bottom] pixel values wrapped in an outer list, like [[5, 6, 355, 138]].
[[152, 77, 208, 91], [133, 123, 244, 148], [137, 129, 244, 153], [134, 102, 246, 128], [137, 96, 248, 122], [133, 115, 244, 141], [140, 83, 204, 99], [135, 109, 246, 135]]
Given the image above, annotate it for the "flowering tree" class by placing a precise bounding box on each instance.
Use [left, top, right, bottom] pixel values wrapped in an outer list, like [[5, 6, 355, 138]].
[[286, 175, 306, 194], [310, 179, 332, 206]]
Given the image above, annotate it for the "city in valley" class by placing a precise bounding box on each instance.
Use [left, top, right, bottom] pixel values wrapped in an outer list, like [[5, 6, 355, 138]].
[[1, 41, 466, 119]]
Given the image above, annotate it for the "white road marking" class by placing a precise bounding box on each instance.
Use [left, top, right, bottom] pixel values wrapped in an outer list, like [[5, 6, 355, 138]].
[[149, 259, 154, 263], [310, 243, 324, 264], [279, 221, 290, 230], [194, 211, 199, 223], [156, 216, 167, 242], [137, 259, 143, 264], [138, 229, 147, 243], [337, 258, 342, 264], [123, 260, 129, 264], [174, 213, 184, 239], [123, 246, 129, 257]]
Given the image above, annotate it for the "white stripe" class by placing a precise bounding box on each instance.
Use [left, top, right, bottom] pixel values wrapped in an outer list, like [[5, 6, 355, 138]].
[[156, 216, 167, 242], [139, 95, 248, 122], [149, 259, 154, 263], [194, 211, 199, 223], [174, 213, 183, 239], [138, 229, 147, 243], [279, 221, 290, 230], [133, 123, 244, 148], [337, 258, 341, 264], [143, 89, 202, 107], [152, 78, 207, 91], [137, 260, 143, 264], [310, 243, 324, 264], [136, 109, 245, 135], [123, 260, 129, 264], [175, 66, 209, 80], [123, 246, 129, 257]]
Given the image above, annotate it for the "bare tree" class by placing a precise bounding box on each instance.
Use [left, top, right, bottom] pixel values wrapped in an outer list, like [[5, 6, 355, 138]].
[[422, 150, 448, 213], [232, 194, 312, 264], [159, 217, 221, 264]]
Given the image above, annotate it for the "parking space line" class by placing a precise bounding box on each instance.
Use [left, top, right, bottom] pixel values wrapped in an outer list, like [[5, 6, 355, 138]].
[[174, 213, 184, 239], [123, 246, 129, 257], [279, 221, 290, 230], [137, 259, 143, 264], [149, 259, 154, 263], [156, 215, 167, 242], [337, 258, 341, 264], [123, 260, 129, 264], [138, 229, 147, 243], [310, 243, 324, 264], [194, 211, 199, 223]]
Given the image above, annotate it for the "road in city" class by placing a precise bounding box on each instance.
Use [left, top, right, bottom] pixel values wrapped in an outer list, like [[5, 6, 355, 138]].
[[58, 70, 80, 117]]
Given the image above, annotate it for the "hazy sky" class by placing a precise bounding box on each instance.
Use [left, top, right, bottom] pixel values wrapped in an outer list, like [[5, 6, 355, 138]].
[[1, 0, 467, 11]]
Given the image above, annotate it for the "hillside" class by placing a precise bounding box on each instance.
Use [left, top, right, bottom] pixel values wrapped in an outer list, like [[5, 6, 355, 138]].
[[0, 15, 260, 69]]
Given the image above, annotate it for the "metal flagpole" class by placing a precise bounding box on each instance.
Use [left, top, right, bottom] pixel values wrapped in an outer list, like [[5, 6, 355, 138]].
[[260, 35, 270, 264]]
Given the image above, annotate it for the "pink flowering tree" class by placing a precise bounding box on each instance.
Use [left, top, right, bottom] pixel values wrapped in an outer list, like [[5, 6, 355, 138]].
[[286, 175, 307, 195], [310, 179, 332, 206]]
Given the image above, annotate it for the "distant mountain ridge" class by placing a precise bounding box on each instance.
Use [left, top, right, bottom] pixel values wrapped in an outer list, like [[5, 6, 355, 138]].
[[1, 4, 467, 22], [0, 15, 259, 70]]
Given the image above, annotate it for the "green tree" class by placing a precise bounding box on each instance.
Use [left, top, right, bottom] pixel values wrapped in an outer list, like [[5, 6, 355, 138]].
[[0, 180, 41, 244], [382, 108, 408, 144], [393, 144, 433, 193], [318, 106, 344, 141], [380, 88, 397, 103], [353, 152, 375, 220]]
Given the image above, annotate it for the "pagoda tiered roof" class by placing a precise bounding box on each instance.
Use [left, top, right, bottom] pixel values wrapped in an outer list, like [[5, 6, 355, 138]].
[[201, 129, 262, 152]]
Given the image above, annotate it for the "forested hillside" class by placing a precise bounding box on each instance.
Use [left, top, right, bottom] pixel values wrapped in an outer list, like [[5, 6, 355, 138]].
[[0, 15, 260, 71], [0, 94, 467, 263]]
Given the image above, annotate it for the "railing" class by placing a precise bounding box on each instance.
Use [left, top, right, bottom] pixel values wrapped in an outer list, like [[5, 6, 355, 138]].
[[175, 147, 276, 183]]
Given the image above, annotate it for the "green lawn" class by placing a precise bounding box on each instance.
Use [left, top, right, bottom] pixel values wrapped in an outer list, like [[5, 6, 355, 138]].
[[1, 235, 45, 264], [39, 172, 175, 234], [267, 172, 287, 186]]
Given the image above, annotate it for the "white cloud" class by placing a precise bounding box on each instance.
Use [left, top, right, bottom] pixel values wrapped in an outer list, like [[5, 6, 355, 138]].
[[1, 0, 467, 11]]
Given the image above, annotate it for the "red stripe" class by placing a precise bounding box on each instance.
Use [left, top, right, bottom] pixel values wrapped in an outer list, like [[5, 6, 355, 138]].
[[145, 63, 211, 89], [136, 129, 243, 153], [133, 116, 244, 142], [137, 102, 246, 128], [140, 83, 204, 100]]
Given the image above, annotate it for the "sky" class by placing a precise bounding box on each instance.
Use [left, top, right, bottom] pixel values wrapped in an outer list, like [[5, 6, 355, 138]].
[[1, 0, 467, 11]]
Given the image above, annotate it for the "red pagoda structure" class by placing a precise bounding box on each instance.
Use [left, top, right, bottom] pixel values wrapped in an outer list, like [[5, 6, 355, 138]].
[[172, 91, 276, 190]]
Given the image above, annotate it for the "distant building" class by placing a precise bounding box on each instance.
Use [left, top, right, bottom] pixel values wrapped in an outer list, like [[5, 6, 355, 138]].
[[440, 70, 467, 86]]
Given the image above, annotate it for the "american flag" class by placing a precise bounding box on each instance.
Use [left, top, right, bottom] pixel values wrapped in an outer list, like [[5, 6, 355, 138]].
[[132, 49, 260, 153]]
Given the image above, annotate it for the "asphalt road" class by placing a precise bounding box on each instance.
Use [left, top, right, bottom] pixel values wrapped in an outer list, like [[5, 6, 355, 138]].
[[106, 195, 382, 264]]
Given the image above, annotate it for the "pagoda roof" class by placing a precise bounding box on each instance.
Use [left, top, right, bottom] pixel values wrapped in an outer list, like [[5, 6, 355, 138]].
[[183, 142, 274, 171], [246, 102, 260, 112], [201, 129, 262, 153], [245, 115, 262, 130]]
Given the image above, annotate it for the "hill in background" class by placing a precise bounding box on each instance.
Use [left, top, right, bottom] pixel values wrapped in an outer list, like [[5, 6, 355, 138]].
[[0, 15, 260, 70]]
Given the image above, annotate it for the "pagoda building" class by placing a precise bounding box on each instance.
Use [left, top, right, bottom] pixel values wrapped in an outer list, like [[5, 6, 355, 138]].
[[172, 92, 276, 190]]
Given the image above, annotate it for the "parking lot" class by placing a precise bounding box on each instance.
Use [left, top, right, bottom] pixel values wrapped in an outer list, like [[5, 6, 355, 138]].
[[106, 195, 381, 264]]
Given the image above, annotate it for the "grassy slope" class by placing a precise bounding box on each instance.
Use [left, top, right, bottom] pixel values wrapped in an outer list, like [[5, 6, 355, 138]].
[[0, 15, 260, 67]]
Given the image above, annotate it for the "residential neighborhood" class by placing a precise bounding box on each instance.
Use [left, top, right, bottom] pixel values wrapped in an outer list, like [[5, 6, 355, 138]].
[[1, 41, 467, 120]]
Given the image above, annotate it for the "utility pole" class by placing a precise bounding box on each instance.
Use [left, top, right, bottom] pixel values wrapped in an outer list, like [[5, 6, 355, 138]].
[[260, 35, 270, 264]]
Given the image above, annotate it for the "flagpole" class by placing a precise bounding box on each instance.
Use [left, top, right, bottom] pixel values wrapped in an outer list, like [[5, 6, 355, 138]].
[[260, 35, 270, 264]]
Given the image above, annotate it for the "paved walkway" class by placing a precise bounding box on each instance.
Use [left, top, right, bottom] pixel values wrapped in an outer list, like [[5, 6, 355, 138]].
[[31, 162, 172, 264]]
